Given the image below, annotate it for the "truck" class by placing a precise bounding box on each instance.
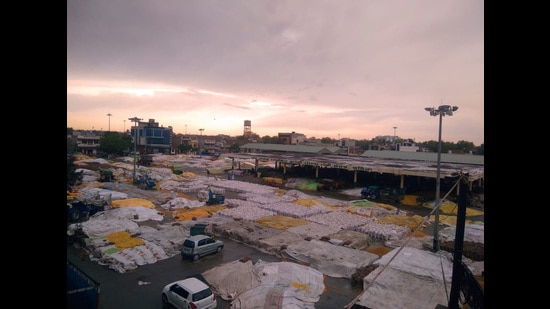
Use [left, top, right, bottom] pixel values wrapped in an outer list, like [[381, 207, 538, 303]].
[[136, 173, 156, 190], [138, 154, 154, 166], [67, 193, 111, 223], [98, 169, 114, 182], [67, 260, 100, 309], [361, 185, 406, 204], [317, 178, 346, 191], [205, 189, 225, 205]]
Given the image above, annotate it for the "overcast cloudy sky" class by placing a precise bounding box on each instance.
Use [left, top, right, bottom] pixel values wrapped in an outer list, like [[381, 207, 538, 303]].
[[67, 0, 484, 145]]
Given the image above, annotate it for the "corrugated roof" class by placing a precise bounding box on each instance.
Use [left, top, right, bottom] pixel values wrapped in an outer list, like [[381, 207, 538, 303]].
[[360, 150, 484, 165], [241, 143, 336, 154], [240, 144, 484, 165], [236, 144, 484, 182]]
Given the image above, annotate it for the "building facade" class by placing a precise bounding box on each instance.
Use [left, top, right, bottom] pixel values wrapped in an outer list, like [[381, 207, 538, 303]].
[[130, 119, 173, 154]]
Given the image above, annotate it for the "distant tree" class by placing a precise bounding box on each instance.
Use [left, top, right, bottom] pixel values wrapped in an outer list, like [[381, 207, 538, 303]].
[[475, 143, 484, 155], [419, 140, 438, 152], [67, 127, 77, 154], [178, 144, 193, 154], [320, 137, 334, 144], [355, 139, 371, 150], [67, 155, 83, 189], [229, 143, 241, 153], [98, 131, 133, 156], [250, 133, 261, 141], [261, 135, 282, 144], [456, 140, 476, 154]]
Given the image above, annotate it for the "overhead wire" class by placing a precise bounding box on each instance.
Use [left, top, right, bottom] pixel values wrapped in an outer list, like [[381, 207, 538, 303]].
[[344, 174, 464, 309]]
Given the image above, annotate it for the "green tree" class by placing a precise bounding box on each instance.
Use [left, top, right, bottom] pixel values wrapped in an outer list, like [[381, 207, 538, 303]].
[[67, 155, 83, 189], [178, 144, 193, 154], [261, 135, 282, 144], [98, 132, 133, 156], [456, 140, 475, 154], [320, 137, 334, 144], [355, 139, 371, 150], [67, 127, 77, 154], [475, 143, 484, 155], [229, 143, 241, 153]]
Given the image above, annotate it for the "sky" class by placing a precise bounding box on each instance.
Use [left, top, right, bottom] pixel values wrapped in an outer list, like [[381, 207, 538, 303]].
[[67, 0, 484, 145]]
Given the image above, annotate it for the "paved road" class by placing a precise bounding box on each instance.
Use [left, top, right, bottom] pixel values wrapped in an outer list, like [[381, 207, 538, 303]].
[[67, 235, 362, 309]]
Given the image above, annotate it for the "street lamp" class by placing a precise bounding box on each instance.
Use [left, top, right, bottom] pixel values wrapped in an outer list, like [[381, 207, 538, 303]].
[[199, 128, 204, 157], [128, 117, 142, 183], [393, 126, 397, 150], [424, 104, 458, 252], [107, 113, 112, 131]]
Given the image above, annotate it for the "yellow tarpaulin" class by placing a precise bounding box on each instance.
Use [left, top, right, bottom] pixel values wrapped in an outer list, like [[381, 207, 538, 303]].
[[423, 200, 484, 217], [106, 231, 145, 249], [172, 205, 226, 221], [402, 195, 422, 206], [111, 198, 156, 209], [256, 215, 309, 230], [376, 214, 426, 230], [293, 199, 331, 208]]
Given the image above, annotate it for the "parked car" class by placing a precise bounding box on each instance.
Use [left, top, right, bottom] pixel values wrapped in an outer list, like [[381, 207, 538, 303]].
[[181, 235, 224, 261], [161, 277, 217, 309]]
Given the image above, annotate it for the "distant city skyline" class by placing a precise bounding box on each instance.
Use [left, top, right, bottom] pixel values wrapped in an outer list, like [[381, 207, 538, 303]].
[[67, 1, 483, 145], [69, 125, 477, 146]]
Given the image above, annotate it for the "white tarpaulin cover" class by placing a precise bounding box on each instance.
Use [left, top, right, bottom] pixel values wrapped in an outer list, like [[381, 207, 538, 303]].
[[202, 259, 325, 309], [356, 246, 454, 309]]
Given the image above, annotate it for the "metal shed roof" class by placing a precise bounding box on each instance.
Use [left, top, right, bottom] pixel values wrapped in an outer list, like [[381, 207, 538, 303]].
[[236, 143, 484, 182], [241, 143, 337, 154], [361, 150, 484, 165]]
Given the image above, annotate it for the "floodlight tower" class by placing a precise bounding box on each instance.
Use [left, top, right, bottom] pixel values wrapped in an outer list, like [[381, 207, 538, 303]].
[[107, 113, 112, 131], [393, 126, 397, 150], [199, 128, 204, 156], [424, 104, 458, 252], [128, 117, 142, 183]]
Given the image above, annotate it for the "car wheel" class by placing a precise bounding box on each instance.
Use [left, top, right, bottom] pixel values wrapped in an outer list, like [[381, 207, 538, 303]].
[[193, 254, 199, 261], [162, 293, 169, 304], [216, 246, 223, 253]]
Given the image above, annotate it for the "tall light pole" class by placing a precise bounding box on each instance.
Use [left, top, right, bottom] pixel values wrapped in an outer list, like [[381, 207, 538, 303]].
[[107, 113, 112, 131], [393, 126, 397, 150], [128, 117, 142, 183], [123, 120, 126, 133], [424, 104, 458, 252], [199, 128, 204, 157]]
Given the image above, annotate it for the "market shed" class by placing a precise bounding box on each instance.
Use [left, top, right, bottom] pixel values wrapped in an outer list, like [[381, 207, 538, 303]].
[[235, 144, 484, 194]]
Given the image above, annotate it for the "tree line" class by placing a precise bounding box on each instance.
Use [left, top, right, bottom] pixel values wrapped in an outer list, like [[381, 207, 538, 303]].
[[67, 127, 483, 157]]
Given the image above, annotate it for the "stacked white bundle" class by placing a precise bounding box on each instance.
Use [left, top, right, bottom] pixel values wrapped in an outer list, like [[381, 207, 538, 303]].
[[306, 209, 375, 229], [213, 180, 277, 195], [224, 198, 261, 208], [357, 222, 411, 240], [241, 194, 286, 205], [216, 204, 277, 221], [258, 201, 331, 219]]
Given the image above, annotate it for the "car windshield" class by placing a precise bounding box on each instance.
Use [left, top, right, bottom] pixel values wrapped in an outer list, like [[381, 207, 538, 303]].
[[192, 287, 212, 301]]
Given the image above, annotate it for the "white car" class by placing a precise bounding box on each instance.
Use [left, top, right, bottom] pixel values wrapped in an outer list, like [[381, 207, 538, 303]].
[[161, 277, 217, 309]]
